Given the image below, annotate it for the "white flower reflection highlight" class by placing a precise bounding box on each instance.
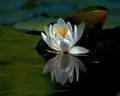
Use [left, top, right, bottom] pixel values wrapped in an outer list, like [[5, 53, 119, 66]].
[[43, 53, 86, 85], [41, 18, 89, 55]]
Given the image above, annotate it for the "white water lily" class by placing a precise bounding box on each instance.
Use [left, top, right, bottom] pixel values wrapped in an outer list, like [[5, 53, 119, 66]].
[[43, 53, 86, 85], [41, 18, 89, 55]]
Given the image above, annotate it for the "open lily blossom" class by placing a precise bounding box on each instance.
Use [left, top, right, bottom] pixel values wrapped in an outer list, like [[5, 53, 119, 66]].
[[41, 18, 89, 55]]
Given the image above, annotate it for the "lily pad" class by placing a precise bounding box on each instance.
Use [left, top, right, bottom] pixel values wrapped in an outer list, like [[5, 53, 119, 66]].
[[0, 0, 25, 12], [0, 9, 34, 24], [0, 24, 54, 96], [92, 0, 120, 11], [65, 5, 108, 28], [103, 14, 120, 29], [116, 92, 120, 96], [14, 16, 58, 33], [33, 5, 75, 17]]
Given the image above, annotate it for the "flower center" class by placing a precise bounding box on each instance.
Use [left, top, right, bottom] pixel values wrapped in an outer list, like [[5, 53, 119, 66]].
[[56, 28, 68, 38]]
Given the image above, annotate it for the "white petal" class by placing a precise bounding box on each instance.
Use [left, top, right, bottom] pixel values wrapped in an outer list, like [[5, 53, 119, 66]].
[[44, 26, 49, 36], [41, 33, 59, 51], [72, 23, 85, 47], [74, 62, 79, 82], [43, 57, 54, 73], [69, 46, 89, 55], [60, 39, 70, 52], [65, 29, 73, 46], [54, 33, 63, 50], [67, 22, 73, 34], [69, 72, 74, 83], [44, 25, 60, 50], [74, 57, 87, 76], [72, 25, 78, 46], [58, 73, 68, 85], [53, 23, 58, 32], [68, 56, 76, 79], [41, 32, 47, 39], [67, 64, 74, 78], [49, 36, 60, 50], [73, 56, 86, 81], [55, 32, 62, 41], [49, 24, 53, 37], [77, 22, 85, 41], [41, 32, 50, 46], [47, 37, 60, 51], [57, 18, 66, 25], [57, 18, 68, 29], [60, 54, 69, 67], [77, 60, 87, 74]]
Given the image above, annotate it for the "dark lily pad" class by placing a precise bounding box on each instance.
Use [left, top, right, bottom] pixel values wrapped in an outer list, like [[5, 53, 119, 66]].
[[0, 10, 34, 24], [92, 0, 120, 11], [33, 5, 75, 17], [22, 0, 41, 10], [0, 0, 25, 12]]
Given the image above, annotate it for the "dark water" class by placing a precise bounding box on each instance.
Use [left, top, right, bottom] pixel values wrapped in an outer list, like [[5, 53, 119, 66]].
[[0, 0, 120, 96]]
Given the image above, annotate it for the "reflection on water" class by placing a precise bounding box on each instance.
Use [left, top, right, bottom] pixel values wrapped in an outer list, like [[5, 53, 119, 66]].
[[43, 53, 86, 85]]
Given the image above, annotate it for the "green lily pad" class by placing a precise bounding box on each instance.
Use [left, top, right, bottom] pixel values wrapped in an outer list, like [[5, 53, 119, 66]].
[[116, 92, 120, 96], [0, 24, 55, 96], [14, 16, 58, 32]]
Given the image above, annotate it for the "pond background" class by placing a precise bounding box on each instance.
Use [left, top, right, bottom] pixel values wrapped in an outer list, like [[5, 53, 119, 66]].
[[0, 0, 120, 96]]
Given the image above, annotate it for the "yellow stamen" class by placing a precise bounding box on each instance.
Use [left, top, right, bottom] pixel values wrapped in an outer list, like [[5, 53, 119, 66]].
[[56, 28, 68, 38]]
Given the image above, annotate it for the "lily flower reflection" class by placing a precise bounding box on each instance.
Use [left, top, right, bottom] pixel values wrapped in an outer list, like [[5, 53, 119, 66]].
[[43, 53, 86, 85], [41, 18, 89, 55]]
